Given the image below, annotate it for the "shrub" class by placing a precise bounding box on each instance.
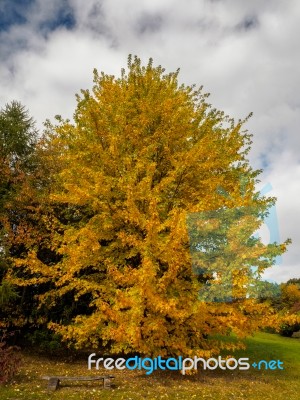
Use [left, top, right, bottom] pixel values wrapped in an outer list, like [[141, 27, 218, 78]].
[[25, 329, 63, 353], [279, 322, 300, 337], [0, 331, 22, 384]]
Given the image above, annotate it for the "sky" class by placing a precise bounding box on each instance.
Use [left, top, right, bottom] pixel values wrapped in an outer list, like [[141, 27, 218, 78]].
[[0, 0, 299, 283]]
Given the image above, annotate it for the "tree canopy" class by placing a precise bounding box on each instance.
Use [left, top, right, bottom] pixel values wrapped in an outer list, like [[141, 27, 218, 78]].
[[0, 101, 38, 325], [5, 56, 290, 357]]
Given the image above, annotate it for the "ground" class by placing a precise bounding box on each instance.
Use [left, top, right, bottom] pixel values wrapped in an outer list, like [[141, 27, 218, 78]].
[[1, 333, 299, 400]]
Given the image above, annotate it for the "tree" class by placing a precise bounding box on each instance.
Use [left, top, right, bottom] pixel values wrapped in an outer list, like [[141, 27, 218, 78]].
[[7, 56, 290, 357], [0, 100, 37, 215], [0, 101, 37, 162], [0, 101, 37, 327], [274, 282, 300, 337]]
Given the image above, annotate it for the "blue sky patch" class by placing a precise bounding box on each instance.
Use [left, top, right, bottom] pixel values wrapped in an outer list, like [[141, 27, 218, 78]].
[[0, 0, 76, 34], [38, 7, 76, 35], [0, 0, 34, 32]]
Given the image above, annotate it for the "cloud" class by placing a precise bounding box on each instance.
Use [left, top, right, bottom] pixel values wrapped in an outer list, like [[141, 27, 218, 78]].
[[0, 0, 299, 281], [0, 0, 33, 32]]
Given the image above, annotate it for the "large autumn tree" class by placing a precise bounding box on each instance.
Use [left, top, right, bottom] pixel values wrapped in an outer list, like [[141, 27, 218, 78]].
[[7, 56, 290, 357]]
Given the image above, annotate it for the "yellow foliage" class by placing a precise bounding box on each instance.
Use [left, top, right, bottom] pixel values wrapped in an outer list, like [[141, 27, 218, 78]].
[[6, 56, 290, 357]]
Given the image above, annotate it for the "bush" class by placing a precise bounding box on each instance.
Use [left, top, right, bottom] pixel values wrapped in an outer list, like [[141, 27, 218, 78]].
[[279, 322, 300, 337], [0, 332, 22, 384], [25, 329, 63, 353]]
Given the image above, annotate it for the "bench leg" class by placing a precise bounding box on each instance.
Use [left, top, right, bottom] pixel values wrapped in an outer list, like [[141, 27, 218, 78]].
[[48, 378, 60, 391], [103, 378, 111, 389]]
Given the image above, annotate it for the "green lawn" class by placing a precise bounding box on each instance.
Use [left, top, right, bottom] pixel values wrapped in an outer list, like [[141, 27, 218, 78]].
[[1, 333, 299, 400]]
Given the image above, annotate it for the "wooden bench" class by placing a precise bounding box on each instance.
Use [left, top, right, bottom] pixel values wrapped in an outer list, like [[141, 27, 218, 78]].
[[42, 375, 115, 391]]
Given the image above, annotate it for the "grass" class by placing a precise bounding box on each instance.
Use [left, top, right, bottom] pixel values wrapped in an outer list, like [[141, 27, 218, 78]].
[[0, 333, 299, 399]]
